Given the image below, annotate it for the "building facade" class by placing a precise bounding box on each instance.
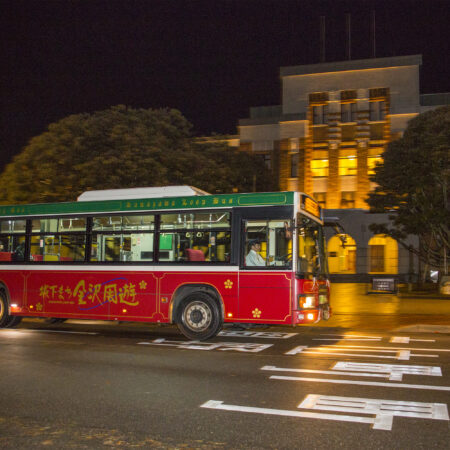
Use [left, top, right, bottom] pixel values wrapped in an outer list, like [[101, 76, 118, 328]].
[[237, 55, 449, 281]]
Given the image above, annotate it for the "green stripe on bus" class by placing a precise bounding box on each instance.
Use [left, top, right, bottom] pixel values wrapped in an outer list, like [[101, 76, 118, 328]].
[[0, 192, 295, 217]]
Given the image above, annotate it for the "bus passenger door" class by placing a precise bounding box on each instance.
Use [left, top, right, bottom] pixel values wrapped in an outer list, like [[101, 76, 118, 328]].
[[239, 219, 293, 324]]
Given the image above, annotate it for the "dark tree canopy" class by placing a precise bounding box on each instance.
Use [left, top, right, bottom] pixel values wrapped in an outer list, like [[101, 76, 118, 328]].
[[367, 106, 450, 269], [0, 106, 272, 204]]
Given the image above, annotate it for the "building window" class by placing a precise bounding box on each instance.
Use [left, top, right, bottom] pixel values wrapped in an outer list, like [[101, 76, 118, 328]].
[[311, 159, 329, 178], [313, 192, 326, 208], [340, 192, 356, 208], [312, 105, 328, 124], [261, 154, 271, 169], [289, 138, 299, 151], [252, 141, 273, 152], [341, 103, 357, 123], [369, 101, 385, 121], [367, 155, 383, 175], [290, 153, 299, 178], [370, 245, 385, 272], [338, 156, 357, 176]]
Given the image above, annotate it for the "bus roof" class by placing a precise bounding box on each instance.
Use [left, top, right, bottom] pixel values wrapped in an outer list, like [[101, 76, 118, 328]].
[[76, 185, 210, 201], [0, 191, 297, 218]]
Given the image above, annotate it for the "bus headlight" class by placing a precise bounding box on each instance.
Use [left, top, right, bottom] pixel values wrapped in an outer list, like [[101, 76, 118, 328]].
[[299, 296, 315, 309]]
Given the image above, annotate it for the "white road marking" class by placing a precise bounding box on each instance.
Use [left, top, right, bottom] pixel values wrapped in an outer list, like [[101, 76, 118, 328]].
[[201, 396, 449, 431], [285, 345, 436, 360], [218, 331, 297, 339], [138, 338, 272, 353], [328, 345, 450, 352], [332, 362, 442, 381], [200, 400, 377, 427], [320, 334, 382, 339], [261, 363, 442, 381], [298, 395, 449, 430], [261, 365, 388, 379], [390, 336, 435, 343], [269, 375, 450, 391], [313, 338, 381, 341], [0, 329, 98, 335]]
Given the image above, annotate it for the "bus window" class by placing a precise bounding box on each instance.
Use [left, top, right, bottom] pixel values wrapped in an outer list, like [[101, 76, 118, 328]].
[[297, 215, 327, 276], [159, 212, 231, 263], [91, 214, 155, 262], [244, 220, 292, 268], [0, 219, 26, 233], [30, 235, 86, 262]]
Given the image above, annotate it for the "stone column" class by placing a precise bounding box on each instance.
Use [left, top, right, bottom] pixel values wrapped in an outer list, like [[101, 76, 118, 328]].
[[356, 89, 370, 209], [278, 139, 290, 191], [327, 92, 341, 208]]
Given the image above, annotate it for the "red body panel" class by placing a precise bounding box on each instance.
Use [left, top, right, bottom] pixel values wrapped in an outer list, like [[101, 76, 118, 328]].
[[2, 268, 329, 326]]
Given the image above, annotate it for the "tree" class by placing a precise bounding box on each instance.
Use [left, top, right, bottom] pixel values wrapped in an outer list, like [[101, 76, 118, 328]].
[[367, 106, 450, 273], [0, 106, 272, 203]]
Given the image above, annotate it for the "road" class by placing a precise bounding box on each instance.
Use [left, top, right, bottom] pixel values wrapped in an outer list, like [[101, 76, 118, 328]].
[[0, 285, 449, 449]]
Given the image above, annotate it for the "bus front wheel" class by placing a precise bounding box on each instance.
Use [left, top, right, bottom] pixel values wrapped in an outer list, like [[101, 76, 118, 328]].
[[177, 292, 222, 341], [0, 290, 22, 328]]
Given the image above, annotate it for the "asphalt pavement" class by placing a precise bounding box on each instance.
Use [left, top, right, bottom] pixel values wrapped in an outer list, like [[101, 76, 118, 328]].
[[0, 283, 449, 449]]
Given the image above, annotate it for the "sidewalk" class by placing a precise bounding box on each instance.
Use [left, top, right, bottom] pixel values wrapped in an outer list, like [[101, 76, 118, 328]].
[[317, 283, 450, 333]]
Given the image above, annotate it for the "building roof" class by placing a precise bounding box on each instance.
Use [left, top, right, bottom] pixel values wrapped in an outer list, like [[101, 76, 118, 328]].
[[280, 54, 423, 77]]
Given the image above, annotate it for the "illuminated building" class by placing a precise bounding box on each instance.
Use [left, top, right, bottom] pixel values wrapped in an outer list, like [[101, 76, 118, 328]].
[[237, 55, 449, 280]]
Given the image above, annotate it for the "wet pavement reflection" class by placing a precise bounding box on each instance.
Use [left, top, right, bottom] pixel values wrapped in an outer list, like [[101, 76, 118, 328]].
[[311, 283, 450, 331]]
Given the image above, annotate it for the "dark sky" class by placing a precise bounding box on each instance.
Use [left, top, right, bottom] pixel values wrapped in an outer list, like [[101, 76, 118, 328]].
[[1, 0, 449, 169]]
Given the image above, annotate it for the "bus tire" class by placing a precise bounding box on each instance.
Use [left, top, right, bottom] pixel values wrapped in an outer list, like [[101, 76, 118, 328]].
[[0, 289, 20, 328], [177, 292, 223, 341], [5, 315, 22, 328]]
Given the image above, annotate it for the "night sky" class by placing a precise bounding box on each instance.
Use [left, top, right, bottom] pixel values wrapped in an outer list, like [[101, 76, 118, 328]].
[[1, 0, 449, 170]]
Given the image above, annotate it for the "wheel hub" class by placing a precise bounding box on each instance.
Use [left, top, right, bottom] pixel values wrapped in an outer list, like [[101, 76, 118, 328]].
[[183, 301, 212, 331]]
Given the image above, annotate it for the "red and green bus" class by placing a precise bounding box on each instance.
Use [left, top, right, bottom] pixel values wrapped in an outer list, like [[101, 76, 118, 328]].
[[0, 186, 330, 340]]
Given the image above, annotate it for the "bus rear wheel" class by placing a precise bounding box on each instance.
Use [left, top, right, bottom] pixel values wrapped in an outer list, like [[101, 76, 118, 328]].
[[177, 292, 222, 341], [0, 290, 21, 328]]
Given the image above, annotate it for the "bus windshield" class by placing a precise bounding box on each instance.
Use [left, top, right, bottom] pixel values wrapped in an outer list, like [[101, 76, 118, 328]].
[[296, 214, 327, 277]]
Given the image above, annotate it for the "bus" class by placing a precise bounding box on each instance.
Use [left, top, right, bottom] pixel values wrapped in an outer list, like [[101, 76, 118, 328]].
[[0, 186, 330, 340]]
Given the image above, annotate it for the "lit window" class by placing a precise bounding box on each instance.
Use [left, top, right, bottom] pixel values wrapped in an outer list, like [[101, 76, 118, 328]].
[[370, 101, 385, 121], [341, 103, 357, 123], [311, 159, 328, 178], [312, 105, 328, 124], [339, 156, 357, 176], [340, 192, 356, 208], [313, 192, 326, 208], [367, 155, 383, 175]]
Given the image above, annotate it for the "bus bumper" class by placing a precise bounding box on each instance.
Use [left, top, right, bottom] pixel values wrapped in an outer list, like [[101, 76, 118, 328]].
[[293, 305, 331, 324]]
